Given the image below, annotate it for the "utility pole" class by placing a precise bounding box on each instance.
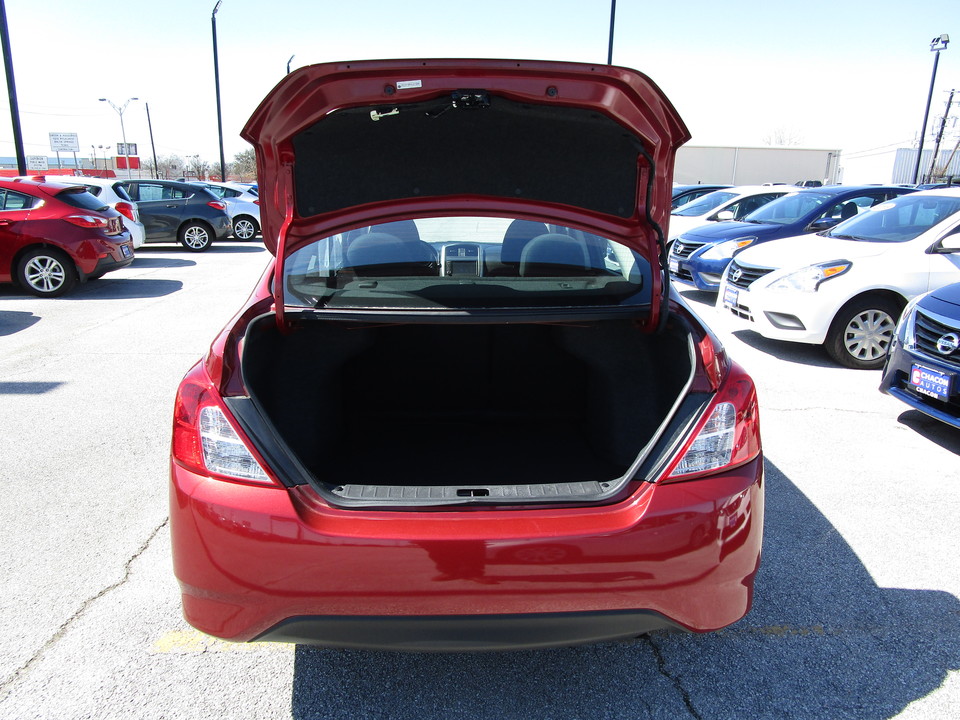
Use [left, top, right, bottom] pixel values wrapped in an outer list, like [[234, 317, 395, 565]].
[[913, 34, 950, 184], [0, 0, 25, 175], [927, 89, 955, 183]]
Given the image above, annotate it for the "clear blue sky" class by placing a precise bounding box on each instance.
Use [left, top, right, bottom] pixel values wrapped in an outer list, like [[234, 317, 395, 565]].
[[1, 0, 956, 182]]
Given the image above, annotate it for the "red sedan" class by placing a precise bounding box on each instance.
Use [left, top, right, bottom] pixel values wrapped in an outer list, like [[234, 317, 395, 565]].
[[0, 177, 133, 296], [170, 59, 764, 651]]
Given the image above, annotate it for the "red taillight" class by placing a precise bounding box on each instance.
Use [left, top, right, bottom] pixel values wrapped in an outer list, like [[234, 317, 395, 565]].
[[172, 364, 277, 487], [64, 214, 109, 229], [253, 199, 259, 205], [660, 362, 761, 483], [208, 200, 227, 211], [115, 201, 138, 222]]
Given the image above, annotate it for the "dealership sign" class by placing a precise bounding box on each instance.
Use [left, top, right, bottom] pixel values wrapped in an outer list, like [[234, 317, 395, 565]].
[[49, 132, 80, 153]]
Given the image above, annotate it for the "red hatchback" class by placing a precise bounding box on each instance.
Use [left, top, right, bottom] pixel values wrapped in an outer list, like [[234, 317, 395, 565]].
[[170, 59, 764, 651], [0, 177, 133, 296]]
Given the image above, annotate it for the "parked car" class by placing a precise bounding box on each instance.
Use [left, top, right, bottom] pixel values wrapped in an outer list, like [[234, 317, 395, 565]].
[[33, 175, 146, 249], [667, 185, 795, 243], [169, 59, 764, 651], [879, 281, 960, 428], [120, 179, 231, 251], [0, 177, 133, 297], [718, 189, 960, 369], [191, 180, 261, 240], [670, 185, 915, 292], [671, 183, 731, 210]]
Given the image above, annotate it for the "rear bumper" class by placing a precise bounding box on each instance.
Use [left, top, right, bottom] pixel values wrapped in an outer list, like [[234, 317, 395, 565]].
[[170, 456, 764, 648]]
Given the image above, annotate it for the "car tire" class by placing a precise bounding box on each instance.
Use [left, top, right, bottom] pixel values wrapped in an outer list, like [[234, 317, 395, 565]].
[[233, 216, 259, 241], [178, 222, 214, 252], [825, 295, 902, 370], [16, 248, 78, 297]]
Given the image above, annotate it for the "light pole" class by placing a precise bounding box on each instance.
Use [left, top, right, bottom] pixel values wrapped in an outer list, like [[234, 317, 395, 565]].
[[212, 1, 227, 180], [100, 97, 138, 179], [607, 0, 616, 65], [912, 34, 949, 184]]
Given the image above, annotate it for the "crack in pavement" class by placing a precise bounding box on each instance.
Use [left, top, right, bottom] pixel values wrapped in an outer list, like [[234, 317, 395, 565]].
[[0, 518, 169, 700], [644, 634, 703, 720]]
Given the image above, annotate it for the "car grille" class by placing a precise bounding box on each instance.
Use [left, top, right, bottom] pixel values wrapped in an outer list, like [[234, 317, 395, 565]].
[[914, 309, 960, 369], [727, 261, 774, 290], [671, 239, 705, 259]]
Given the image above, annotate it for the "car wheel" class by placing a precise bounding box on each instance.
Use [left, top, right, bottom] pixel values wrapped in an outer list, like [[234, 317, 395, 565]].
[[179, 222, 213, 252], [16, 248, 77, 297], [233, 216, 259, 241], [825, 296, 902, 369]]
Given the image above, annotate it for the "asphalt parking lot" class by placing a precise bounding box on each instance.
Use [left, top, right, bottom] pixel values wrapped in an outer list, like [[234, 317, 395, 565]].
[[0, 243, 958, 720]]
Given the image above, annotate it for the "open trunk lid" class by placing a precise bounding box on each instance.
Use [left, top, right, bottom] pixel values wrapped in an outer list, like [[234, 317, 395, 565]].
[[241, 59, 690, 329]]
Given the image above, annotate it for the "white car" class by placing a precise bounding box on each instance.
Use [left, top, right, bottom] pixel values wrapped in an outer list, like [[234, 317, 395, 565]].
[[717, 189, 960, 369], [667, 185, 796, 243], [192, 181, 260, 240], [20, 175, 146, 249]]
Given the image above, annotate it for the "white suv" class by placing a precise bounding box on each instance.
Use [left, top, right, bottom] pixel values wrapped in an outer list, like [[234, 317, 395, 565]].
[[717, 189, 960, 368]]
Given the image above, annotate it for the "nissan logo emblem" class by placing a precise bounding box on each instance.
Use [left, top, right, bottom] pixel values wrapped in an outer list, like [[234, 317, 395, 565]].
[[936, 333, 960, 355], [730, 268, 742, 283], [674, 243, 684, 254]]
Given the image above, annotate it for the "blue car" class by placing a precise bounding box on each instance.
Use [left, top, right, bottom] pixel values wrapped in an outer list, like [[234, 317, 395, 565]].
[[880, 281, 960, 429], [668, 185, 915, 292]]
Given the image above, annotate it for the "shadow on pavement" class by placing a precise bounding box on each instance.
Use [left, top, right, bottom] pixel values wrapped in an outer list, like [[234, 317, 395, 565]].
[[0, 310, 40, 336], [0, 381, 64, 395], [129, 257, 197, 269], [896, 410, 960, 453], [289, 461, 960, 720], [730, 329, 838, 368], [69, 278, 184, 300]]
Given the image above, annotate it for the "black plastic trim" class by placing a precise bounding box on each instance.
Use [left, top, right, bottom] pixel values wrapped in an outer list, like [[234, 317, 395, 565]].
[[252, 609, 686, 651]]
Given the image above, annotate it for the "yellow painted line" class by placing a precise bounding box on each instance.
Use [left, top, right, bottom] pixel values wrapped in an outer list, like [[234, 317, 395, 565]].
[[151, 629, 294, 654]]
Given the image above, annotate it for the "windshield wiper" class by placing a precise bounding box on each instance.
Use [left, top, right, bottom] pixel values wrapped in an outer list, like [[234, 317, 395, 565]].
[[828, 234, 864, 241]]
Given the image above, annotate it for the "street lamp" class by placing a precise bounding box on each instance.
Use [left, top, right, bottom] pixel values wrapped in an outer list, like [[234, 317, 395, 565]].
[[100, 97, 138, 179], [212, 1, 226, 180], [912, 34, 950, 184]]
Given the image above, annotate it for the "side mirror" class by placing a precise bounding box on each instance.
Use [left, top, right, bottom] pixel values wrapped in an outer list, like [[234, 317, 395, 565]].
[[715, 210, 735, 221], [929, 225, 960, 253], [807, 217, 838, 232]]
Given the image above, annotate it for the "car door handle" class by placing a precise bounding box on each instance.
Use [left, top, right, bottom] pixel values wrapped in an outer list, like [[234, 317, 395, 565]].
[[0, 219, 10, 225], [165, 204, 179, 208]]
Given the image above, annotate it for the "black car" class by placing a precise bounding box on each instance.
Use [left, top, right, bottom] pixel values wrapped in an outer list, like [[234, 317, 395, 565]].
[[880, 282, 960, 429], [120, 179, 232, 252]]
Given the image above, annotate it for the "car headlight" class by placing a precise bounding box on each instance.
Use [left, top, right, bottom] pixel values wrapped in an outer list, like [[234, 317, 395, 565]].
[[766, 260, 851, 293], [699, 236, 757, 261], [897, 291, 932, 348]]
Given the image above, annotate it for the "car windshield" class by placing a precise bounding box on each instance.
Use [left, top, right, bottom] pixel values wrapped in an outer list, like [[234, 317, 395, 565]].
[[671, 191, 737, 217], [824, 195, 960, 243], [741, 192, 825, 225], [283, 216, 651, 310]]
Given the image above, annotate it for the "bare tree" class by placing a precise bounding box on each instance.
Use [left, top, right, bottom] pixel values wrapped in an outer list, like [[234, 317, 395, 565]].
[[187, 155, 210, 180], [210, 161, 229, 182], [762, 127, 804, 147], [147, 153, 186, 179], [232, 147, 257, 181]]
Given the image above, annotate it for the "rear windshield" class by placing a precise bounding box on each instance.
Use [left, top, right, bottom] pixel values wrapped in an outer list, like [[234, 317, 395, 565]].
[[54, 187, 109, 212], [283, 216, 652, 311], [825, 195, 960, 243]]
